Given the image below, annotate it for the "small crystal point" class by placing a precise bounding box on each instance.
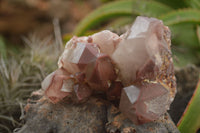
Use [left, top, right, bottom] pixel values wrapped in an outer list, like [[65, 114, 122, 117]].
[[58, 42, 99, 74], [42, 68, 73, 103], [126, 16, 160, 39], [119, 84, 167, 124], [123, 85, 140, 104], [119, 85, 141, 124], [44, 74, 71, 103], [41, 71, 55, 91]]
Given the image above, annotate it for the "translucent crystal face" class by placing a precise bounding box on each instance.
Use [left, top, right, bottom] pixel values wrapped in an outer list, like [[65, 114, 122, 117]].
[[126, 17, 158, 39], [58, 42, 99, 74], [41, 16, 176, 124], [112, 38, 149, 84], [42, 68, 72, 104], [123, 85, 140, 104]]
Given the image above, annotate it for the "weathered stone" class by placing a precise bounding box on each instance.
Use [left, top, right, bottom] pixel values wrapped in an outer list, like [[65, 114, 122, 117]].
[[16, 90, 180, 133], [106, 105, 180, 133]]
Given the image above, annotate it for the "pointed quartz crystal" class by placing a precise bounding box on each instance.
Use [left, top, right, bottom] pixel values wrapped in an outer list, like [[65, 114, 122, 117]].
[[116, 16, 176, 124], [119, 85, 141, 124], [58, 41, 99, 74], [41, 68, 75, 103], [112, 16, 165, 85], [119, 83, 170, 124]]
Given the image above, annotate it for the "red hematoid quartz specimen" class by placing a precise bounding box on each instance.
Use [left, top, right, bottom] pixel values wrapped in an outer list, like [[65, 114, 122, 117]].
[[41, 16, 176, 124]]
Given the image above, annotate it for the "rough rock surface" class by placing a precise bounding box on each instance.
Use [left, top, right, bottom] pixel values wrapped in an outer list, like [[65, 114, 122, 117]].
[[16, 90, 180, 133]]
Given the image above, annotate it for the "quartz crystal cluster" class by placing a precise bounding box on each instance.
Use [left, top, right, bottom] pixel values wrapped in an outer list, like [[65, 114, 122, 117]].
[[41, 16, 176, 124]]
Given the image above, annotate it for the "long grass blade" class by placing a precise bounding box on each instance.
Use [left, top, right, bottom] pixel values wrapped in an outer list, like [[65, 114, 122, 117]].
[[0, 124, 12, 133], [178, 79, 200, 133], [74, 0, 172, 36], [0, 115, 20, 125], [185, 0, 200, 9], [197, 25, 200, 44], [159, 9, 200, 25]]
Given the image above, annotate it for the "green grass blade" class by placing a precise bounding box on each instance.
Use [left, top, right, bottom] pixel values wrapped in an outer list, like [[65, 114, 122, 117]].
[[108, 17, 133, 28], [154, 0, 188, 9], [74, 0, 132, 36], [74, 0, 172, 36], [131, 0, 172, 17], [159, 9, 200, 26], [197, 25, 200, 45], [178, 79, 200, 133], [185, 0, 200, 9]]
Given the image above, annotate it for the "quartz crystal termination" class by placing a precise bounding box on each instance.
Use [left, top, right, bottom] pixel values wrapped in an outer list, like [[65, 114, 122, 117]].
[[41, 16, 176, 124], [113, 16, 176, 124]]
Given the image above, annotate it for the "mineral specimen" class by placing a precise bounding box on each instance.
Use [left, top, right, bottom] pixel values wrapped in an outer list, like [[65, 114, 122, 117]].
[[41, 16, 176, 124]]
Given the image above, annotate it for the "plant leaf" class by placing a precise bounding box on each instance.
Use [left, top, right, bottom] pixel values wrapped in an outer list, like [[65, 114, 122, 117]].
[[159, 9, 200, 25], [74, 0, 172, 36], [107, 17, 133, 29], [132, 0, 172, 17], [178, 79, 200, 133], [154, 0, 188, 9], [197, 25, 200, 45], [185, 0, 200, 9]]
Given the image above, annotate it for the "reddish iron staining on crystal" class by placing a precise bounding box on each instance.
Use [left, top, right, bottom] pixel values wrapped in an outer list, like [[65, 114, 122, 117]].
[[42, 68, 73, 103], [74, 83, 92, 101], [86, 54, 117, 91], [42, 16, 176, 124], [107, 81, 123, 101]]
